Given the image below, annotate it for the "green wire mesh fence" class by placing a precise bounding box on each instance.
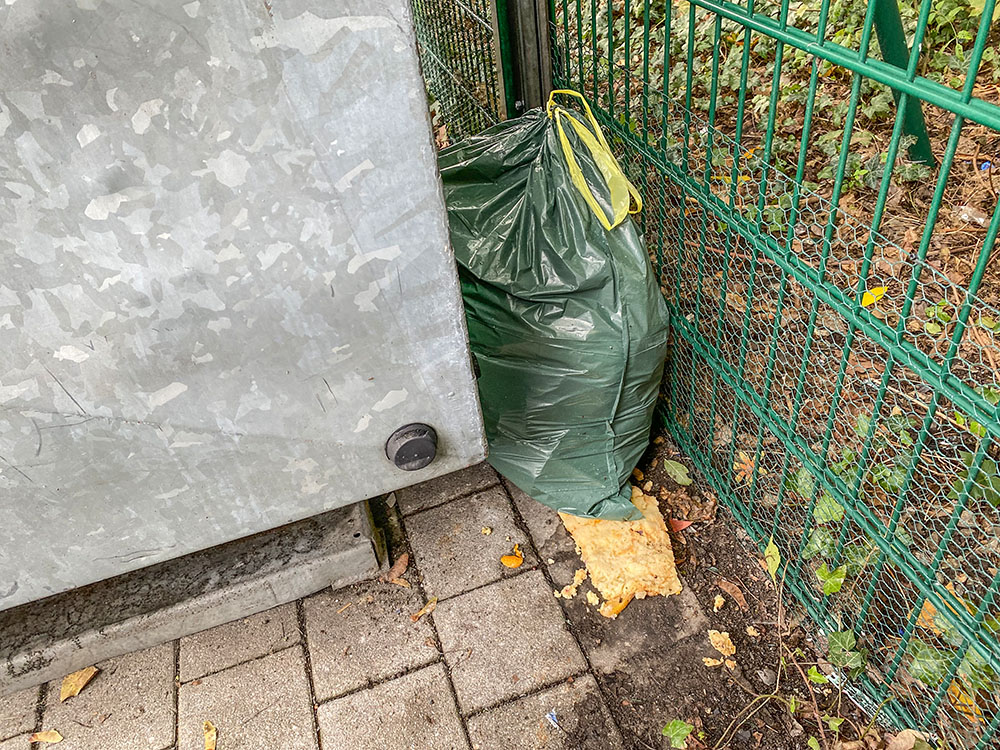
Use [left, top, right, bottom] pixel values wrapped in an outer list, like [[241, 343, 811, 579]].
[[547, 0, 1000, 745], [413, 0, 1000, 743], [411, 0, 509, 142]]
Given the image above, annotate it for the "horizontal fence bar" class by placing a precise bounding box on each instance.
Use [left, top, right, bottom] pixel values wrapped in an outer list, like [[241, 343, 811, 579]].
[[691, 0, 1000, 130]]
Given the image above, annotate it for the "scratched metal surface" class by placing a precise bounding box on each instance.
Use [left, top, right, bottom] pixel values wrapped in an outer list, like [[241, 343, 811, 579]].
[[0, 0, 485, 610]]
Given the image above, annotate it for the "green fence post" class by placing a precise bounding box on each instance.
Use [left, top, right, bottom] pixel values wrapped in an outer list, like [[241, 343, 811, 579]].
[[872, 0, 937, 167], [493, 0, 520, 118]]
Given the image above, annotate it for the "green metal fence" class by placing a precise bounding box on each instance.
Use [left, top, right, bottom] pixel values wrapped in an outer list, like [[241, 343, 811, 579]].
[[414, 0, 1000, 744], [411, 0, 514, 142], [546, 0, 1000, 745]]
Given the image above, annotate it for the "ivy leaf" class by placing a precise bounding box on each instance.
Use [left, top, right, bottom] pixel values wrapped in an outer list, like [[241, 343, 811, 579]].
[[813, 493, 845, 524], [816, 563, 847, 595], [807, 738, 821, 750], [807, 666, 829, 684], [764, 537, 781, 583], [843, 542, 875, 575], [802, 528, 835, 561], [828, 631, 868, 677], [949, 453, 1000, 508], [785, 466, 815, 498], [968, 0, 1000, 22], [661, 720, 695, 748], [824, 715, 845, 731], [663, 459, 693, 486], [907, 639, 952, 687]]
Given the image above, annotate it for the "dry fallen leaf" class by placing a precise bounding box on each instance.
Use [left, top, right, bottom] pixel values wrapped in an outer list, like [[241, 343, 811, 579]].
[[632, 468, 644, 481], [669, 518, 694, 533], [389, 577, 410, 588], [384, 553, 409, 581], [481, 526, 493, 535], [29, 730, 63, 744], [948, 680, 984, 724], [724, 659, 736, 670], [733, 451, 764, 484], [60, 666, 99, 702], [885, 729, 930, 750], [410, 597, 438, 623], [717, 579, 749, 611], [702, 657, 724, 667], [501, 543, 524, 569], [708, 630, 736, 657], [586, 591, 600, 606], [861, 286, 887, 308], [713, 595, 725, 612], [746, 625, 760, 637], [203, 721, 217, 750]]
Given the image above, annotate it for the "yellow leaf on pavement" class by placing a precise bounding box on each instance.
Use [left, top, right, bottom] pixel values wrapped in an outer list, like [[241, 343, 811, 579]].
[[203, 720, 218, 750], [410, 597, 438, 623], [708, 630, 736, 657], [29, 730, 63, 744], [59, 666, 99, 702]]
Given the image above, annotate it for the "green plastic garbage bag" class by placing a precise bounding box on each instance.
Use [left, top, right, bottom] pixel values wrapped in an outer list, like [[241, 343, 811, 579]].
[[439, 90, 669, 520]]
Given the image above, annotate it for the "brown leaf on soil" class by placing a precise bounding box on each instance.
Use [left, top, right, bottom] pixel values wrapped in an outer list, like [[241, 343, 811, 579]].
[[885, 729, 930, 750], [203, 721, 218, 750], [29, 730, 63, 744], [389, 577, 410, 588], [660, 487, 717, 523], [410, 597, 437, 622], [717, 579, 749, 611], [384, 553, 409, 581], [669, 518, 694, 532], [59, 666, 99, 702]]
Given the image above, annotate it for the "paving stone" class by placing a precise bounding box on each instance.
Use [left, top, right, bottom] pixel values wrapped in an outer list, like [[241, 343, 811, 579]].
[[303, 574, 438, 701], [433, 571, 587, 714], [316, 663, 468, 750], [504, 478, 563, 553], [396, 463, 498, 516], [406, 486, 537, 600], [42, 643, 174, 750], [0, 687, 37, 741], [0, 734, 30, 749], [178, 647, 315, 750], [467, 673, 624, 750], [180, 603, 299, 681]]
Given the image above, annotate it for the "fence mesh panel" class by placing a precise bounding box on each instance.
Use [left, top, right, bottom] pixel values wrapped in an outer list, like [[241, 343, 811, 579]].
[[413, 0, 1000, 743], [548, 0, 1000, 745], [411, 0, 505, 142]]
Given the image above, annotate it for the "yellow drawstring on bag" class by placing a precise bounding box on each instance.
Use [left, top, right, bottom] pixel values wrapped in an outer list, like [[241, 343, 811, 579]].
[[546, 89, 642, 231]]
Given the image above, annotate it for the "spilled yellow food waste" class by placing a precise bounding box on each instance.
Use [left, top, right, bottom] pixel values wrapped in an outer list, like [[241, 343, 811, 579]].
[[560, 486, 681, 618]]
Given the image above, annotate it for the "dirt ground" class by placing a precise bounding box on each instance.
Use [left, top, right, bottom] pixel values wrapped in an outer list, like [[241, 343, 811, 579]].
[[557, 433, 873, 750]]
